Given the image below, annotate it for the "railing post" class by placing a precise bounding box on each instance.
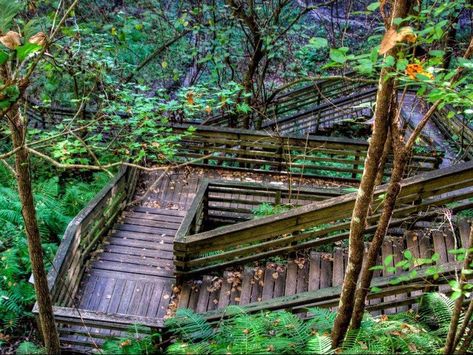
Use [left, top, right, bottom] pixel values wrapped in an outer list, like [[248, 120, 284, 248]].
[[314, 90, 322, 134], [352, 151, 361, 180]]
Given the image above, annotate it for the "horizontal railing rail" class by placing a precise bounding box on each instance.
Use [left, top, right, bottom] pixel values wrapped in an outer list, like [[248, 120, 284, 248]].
[[202, 74, 372, 127], [175, 180, 347, 244], [167, 123, 442, 182], [431, 106, 473, 160], [262, 86, 377, 135], [174, 161, 473, 277], [53, 306, 161, 350]]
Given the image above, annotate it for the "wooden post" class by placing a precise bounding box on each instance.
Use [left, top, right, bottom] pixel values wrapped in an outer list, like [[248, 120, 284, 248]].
[[352, 151, 361, 180]]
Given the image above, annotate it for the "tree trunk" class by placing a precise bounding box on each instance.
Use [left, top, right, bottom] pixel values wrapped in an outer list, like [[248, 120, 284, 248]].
[[7, 106, 61, 354], [443, 15, 459, 69], [331, 0, 411, 346], [350, 105, 407, 329], [444, 225, 473, 354]]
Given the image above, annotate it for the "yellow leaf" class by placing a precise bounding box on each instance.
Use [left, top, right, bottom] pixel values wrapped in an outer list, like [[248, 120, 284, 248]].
[[398, 26, 417, 43], [379, 26, 417, 55], [161, 60, 168, 69], [0, 31, 21, 50], [28, 32, 47, 46], [186, 91, 194, 105]]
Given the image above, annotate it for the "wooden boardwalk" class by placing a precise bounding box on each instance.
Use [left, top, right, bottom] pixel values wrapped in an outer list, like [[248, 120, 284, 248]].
[[76, 207, 184, 320], [67, 168, 330, 347], [177, 221, 471, 315], [50, 162, 473, 352], [74, 166, 471, 328]]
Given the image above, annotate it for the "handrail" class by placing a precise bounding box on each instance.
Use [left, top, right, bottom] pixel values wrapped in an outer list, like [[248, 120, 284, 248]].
[[262, 86, 377, 131], [31, 166, 139, 309], [175, 179, 347, 244], [202, 73, 370, 127], [174, 161, 473, 277], [167, 123, 442, 182], [431, 106, 473, 160]]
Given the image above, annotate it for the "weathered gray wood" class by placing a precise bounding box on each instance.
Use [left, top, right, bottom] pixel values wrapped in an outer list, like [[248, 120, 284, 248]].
[[199, 261, 461, 322], [175, 161, 473, 276]]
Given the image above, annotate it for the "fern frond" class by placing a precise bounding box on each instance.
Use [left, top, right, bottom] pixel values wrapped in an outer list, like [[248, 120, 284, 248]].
[[165, 308, 213, 343], [305, 335, 333, 354]]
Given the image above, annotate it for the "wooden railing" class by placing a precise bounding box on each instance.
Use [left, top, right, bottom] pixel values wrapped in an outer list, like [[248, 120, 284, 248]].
[[31, 166, 140, 339], [262, 87, 377, 135], [431, 106, 473, 160], [175, 180, 346, 242], [169, 124, 442, 182], [173, 161, 473, 277], [200, 260, 463, 322], [267, 76, 371, 119], [202, 74, 372, 127]]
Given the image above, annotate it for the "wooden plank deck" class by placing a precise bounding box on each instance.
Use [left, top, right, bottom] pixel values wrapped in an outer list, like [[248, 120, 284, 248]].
[[176, 222, 471, 316], [64, 165, 471, 351], [69, 168, 332, 342]]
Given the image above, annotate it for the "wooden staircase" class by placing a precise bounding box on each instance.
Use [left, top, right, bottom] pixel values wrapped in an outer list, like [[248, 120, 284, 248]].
[[179, 220, 470, 313], [178, 220, 471, 321], [59, 206, 185, 350]]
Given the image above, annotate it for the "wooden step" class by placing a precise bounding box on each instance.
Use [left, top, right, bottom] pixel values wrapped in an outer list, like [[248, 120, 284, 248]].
[[131, 206, 187, 217]]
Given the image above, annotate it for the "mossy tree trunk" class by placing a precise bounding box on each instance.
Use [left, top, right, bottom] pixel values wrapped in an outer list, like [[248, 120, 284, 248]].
[[331, 0, 412, 347]]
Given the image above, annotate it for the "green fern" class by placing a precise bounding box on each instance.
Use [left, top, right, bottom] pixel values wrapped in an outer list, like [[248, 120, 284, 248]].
[[305, 335, 333, 354], [306, 307, 337, 334], [418, 292, 455, 336], [165, 308, 214, 343], [16, 341, 46, 354], [0, 166, 108, 335]]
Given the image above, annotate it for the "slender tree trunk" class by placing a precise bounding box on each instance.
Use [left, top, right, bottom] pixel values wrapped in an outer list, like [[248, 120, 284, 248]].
[[331, 1, 411, 346], [7, 106, 61, 354], [348, 38, 473, 331], [350, 104, 407, 329], [444, 225, 473, 354], [374, 130, 392, 187], [455, 299, 473, 349]]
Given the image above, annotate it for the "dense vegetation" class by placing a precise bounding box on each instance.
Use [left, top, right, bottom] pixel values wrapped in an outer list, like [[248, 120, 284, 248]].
[[0, 0, 472, 353], [0, 164, 108, 346]]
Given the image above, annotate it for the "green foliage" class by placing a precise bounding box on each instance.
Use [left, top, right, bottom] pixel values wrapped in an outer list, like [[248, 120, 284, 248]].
[[101, 325, 160, 354], [252, 203, 291, 218], [0, 166, 108, 335], [0, 0, 23, 33], [16, 341, 46, 354], [305, 335, 333, 354], [166, 295, 458, 354], [418, 292, 455, 337]]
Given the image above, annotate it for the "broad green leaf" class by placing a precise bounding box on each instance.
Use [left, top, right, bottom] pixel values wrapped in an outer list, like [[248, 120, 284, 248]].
[[396, 58, 409, 71], [384, 55, 395, 67], [16, 42, 42, 61], [451, 291, 462, 301], [384, 254, 393, 266], [367, 2, 380, 11], [330, 48, 347, 64], [404, 250, 413, 260], [355, 58, 373, 74], [0, 50, 8, 65], [309, 37, 328, 49]]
